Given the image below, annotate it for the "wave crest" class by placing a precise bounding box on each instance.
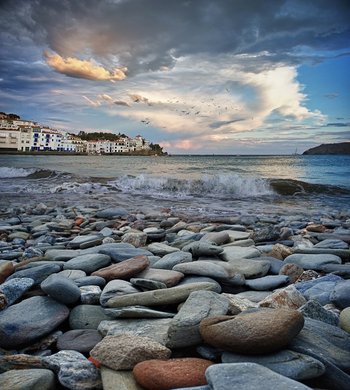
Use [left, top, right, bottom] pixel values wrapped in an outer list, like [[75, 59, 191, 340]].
[[109, 174, 274, 198], [0, 166, 38, 178]]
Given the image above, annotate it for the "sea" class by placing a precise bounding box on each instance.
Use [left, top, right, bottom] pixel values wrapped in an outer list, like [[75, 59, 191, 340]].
[[0, 154, 349, 218]]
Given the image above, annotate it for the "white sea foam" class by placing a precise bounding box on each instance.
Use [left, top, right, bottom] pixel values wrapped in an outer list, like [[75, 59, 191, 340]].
[[50, 181, 110, 194], [109, 173, 274, 198], [0, 166, 37, 178]]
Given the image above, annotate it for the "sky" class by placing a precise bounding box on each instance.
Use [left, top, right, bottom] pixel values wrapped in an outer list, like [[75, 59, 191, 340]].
[[0, 0, 349, 154]]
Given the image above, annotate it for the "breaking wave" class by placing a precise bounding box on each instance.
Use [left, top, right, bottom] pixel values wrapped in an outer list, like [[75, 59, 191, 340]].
[[0, 166, 38, 178], [108, 174, 274, 199]]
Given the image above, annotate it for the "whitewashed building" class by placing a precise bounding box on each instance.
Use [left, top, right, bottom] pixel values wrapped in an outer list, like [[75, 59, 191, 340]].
[[31, 127, 62, 151], [0, 129, 20, 150]]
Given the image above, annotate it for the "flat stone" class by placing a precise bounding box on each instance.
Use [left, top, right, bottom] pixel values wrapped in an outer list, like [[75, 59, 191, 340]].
[[221, 294, 258, 314], [92, 255, 149, 281], [0, 296, 69, 349], [288, 318, 350, 374], [255, 256, 284, 274], [221, 258, 270, 279], [101, 367, 144, 390], [167, 290, 230, 348], [225, 238, 255, 247], [58, 269, 87, 280], [106, 282, 220, 308], [75, 276, 106, 288], [289, 318, 350, 372], [42, 350, 102, 390], [99, 247, 152, 262], [45, 249, 82, 261], [0, 277, 34, 309], [173, 261, 229, 279], [295, 274, 343, 305], [135, 268, 184, 287], [104, 306, 175, 319], [68, 234, 103, 249], [266, 243, 293, 260], [206, 363, 312, 390], [63, 253, 111, 274], [339, 307, 350, 333], [0, 353, 43, 372], [220, 246, 260, 261], [259, 285, 307, 309], [80, 285, 102, 304], [91, 334, 171, 370], [200, 231, 230, 245], [221, 230, 251, 242], [182, 242, 223, 257], [245, 275, 290, 291], [147, 242, 180, 256], [69, 304, 110, 330], [177, 276, 222, 293], [236, 291, 271, 302], [284, 253, 342, 270], [0, 369, 55, 390], [133, 358, 213, 390], [98, 318, 172, 345], [294, 273, 342, 294], [41, 274, 81, 304], [153, 251, 192, 270], [298, 300, 339, 326], [294, 247, 350, 259], [330, 280, 350, 309], [222, 349, 325, 380], [121, 232, 148, 247], [200, 308, 304, 354], [130, 278, 167, 290], [57, 329, 102, 353], [6, 263, 61, 286], [95, 207, 128, 218], [318, 263, 350, 278], [100, 280, 141, 306], [314, 239, 349, 249]]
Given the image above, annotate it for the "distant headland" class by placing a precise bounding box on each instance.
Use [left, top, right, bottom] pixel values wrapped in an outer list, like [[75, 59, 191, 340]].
[[303, 142, 350, 155]]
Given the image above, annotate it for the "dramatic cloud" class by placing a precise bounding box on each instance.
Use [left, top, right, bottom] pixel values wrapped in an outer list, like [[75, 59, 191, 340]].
[[0, 0, 349, 153], [44, 52, 127, 81]]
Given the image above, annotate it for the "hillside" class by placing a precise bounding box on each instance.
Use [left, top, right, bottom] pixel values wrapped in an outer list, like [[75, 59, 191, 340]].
[[303, 142, 350, 155]]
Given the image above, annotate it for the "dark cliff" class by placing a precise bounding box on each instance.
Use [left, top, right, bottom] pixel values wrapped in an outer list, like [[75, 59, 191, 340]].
[[303, 142, 350, 155]]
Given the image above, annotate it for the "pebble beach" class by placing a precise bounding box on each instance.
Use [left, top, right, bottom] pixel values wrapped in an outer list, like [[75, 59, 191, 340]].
[[1, 199, 350, 390]]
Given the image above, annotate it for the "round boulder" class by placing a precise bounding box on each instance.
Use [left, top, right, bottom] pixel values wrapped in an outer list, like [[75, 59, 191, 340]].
[[133, 358, 213, 390], [199, 308, 304, 354]]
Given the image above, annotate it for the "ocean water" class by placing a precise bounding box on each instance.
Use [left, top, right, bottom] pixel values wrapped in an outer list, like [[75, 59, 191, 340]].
[[0, 154, 349, 217]]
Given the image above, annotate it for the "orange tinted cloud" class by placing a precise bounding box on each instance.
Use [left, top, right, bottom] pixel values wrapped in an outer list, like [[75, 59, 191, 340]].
[[44, 51, 127, 81]]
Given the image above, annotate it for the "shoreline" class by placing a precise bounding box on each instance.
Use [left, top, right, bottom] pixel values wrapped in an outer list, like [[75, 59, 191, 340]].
[[0, 199, 349, 389], [0, 151, 167, 157]]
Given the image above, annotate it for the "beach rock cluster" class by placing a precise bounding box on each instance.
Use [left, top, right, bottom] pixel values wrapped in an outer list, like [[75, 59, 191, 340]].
[[0, 204, 350, 389]]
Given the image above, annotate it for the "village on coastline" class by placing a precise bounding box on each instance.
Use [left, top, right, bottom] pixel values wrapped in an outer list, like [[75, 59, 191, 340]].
[[0, 112, 166, 155]]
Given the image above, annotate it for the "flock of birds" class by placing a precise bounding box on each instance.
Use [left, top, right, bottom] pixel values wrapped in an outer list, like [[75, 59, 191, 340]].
[[136, 89, 242, 128]]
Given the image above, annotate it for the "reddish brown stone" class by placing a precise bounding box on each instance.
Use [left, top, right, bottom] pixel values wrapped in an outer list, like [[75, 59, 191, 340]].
[[92, 255, 149, 281], [0, 261, 14, 284], [199, 308, 304, 354], [279, 263, 304, 283], [135, 268, 184, 287], [306, 224, 326, 233], [75, 217, 85, 226], [133, 358, 213, 390]]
